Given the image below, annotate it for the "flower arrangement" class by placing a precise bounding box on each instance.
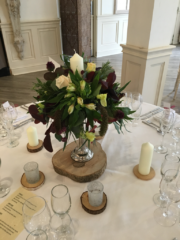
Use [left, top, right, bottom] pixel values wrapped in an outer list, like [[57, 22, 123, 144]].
[[29, 53, 133, 153]]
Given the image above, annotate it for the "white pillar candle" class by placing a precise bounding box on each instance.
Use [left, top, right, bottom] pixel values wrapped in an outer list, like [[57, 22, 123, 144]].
[[70, 51, 84, 74], [27, 126, 39, 147], [138, 142, 154, 175]]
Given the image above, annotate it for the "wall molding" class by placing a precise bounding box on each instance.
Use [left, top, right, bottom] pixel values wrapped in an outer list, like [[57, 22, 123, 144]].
[[1, 18, 62, 75]]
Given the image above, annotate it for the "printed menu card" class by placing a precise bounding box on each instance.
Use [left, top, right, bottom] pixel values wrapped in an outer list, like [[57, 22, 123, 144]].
[[0, 187, 36, 240]]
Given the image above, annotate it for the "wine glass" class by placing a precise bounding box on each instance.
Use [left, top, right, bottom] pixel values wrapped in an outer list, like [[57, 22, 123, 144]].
[[48, 213, 74, 240], [153, 154, 180, 206], [154, 109, 174, 154], [122, 91, 132, 107], [26, 230, 48, 240], [23, 196, 51, 233], [1, 109, 19, 148], [1, 102, 18, 123], [0, 158, 12, 198], [172, 127, 180, 155], [0, 108, 8, 146], [154, 169, 180, 227], [131, 92, 143, 127], [51, 185, 71, 217]]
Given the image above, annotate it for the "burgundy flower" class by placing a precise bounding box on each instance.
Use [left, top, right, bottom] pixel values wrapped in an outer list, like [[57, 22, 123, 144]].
[[29, 105, 46, 125], [115, 110, 124, 120], [46, 61, 55, 72], [100, 72, 116, 90], [86, 72, 95, 83]]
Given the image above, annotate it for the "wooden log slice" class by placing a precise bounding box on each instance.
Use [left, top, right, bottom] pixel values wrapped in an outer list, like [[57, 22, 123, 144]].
[[133, 164, 155, 181], [80, 191, 107, 215], [52, 141, 107, 183], [21, 171, 45, 191], [27, 140, 43, 153]]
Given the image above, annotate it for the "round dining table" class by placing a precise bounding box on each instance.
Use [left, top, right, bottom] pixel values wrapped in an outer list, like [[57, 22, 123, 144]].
[[0, 102, 180, 240]]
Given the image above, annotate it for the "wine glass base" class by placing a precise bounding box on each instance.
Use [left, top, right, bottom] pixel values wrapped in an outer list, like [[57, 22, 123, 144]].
[[154, 205, 177, 227], [7, 140, 19, 148], [153, 193, 167, 207], [0, 187, 10, 198], [154, 145, 167, 154]]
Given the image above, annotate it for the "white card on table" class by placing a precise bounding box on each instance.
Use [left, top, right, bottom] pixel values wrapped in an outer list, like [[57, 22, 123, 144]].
[[2, 101, 10, 109], [163, 102, 171, 108]]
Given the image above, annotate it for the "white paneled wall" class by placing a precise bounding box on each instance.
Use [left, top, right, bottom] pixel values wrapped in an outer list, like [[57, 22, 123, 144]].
[[94, 0, 128, 57], [0, 0, 62, 75]]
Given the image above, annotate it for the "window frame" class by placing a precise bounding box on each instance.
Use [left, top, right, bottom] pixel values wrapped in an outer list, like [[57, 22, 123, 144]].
[[115, 0, 129, 14]]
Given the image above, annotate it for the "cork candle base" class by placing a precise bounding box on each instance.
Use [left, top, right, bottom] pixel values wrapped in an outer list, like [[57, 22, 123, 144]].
[[133, 164, 155, 181], [27, 140, 43, 153]]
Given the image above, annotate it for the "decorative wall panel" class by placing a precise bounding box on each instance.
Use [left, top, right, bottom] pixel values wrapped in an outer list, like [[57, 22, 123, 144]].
[[38, 28, 58, 56], [102, 21, 118, 45]]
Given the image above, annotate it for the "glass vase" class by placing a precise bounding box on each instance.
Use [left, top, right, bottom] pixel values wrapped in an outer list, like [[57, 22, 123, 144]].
[[71, 138, 94, 162]]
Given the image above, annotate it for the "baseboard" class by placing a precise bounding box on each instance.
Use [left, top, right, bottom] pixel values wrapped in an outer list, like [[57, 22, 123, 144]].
[[11, 64, 46, 75]]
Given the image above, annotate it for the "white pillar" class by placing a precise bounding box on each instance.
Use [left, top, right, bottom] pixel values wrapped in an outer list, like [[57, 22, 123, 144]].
[[121, 0, 179, 106]]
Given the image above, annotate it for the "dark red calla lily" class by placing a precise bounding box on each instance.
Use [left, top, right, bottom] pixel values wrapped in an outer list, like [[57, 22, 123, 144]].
[[29, 105, 46, 124]]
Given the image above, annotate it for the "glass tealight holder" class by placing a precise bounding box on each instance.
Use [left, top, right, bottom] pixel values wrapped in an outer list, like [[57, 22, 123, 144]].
[[87, 181, 104, 207], [24, 162, 40, 184]]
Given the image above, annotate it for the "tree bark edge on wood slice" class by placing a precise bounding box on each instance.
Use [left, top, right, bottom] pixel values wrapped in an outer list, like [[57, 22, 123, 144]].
[[80, 191, 107, 215], [27, 140, 43, 153], [52, 141, 107, 183]]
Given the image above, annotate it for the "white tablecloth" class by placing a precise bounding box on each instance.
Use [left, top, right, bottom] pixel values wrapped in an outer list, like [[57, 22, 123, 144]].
[[0, 102, 180, 240]]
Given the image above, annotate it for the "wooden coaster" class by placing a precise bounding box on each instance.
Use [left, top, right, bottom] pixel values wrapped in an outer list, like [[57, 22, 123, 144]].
[[133, 164, 155, 181], [80, 191, 107, 215], [21, 171, 45, 191], [27, 140, 43, 153], [52, 141, 107, 183]]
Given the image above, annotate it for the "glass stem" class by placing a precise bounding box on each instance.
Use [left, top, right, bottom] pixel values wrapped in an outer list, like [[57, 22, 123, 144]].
[[160, 132, 165, 148], [164, 200, 171, 217]]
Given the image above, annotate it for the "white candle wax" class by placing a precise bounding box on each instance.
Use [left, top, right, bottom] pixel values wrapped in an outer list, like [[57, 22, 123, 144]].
[[138, 142, 154, 175], [27, 126, 39, 147], [70, 52, 84, 74]]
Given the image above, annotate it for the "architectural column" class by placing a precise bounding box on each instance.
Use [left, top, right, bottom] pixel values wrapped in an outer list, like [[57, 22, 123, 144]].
[[120, 0, 179, 105]]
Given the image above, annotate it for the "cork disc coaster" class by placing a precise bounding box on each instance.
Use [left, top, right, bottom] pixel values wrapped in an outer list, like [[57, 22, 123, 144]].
[[27, 140, 43, 153], [21, 171, 45, 191], [95, 135, 104, 141], [80, 191, 107, 215], [133, 164, 155, 181]]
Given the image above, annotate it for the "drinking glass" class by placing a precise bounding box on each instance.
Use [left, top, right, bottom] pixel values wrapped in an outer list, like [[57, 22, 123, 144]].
[[122, 91, 132, 107], [0, 108, 8, 146], [51, 185, 71, 217], [26, 230, 48, 240], [0, 158, 12, 198], [172, 127, 180, 155], [1, 108, 19, 148], [153, 154, 180, 206], [87, 181, 104, 207], [154, 109, 174, 154], [23, 196, 51, 233], [48, 213, 74, 240], [154, 169, 180, 227], [131, 92, 143, 127]]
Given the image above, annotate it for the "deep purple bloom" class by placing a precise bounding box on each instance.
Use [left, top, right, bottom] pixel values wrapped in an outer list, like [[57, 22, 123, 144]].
[[46, 61, 55, 72], [115, 110, 124, 120]]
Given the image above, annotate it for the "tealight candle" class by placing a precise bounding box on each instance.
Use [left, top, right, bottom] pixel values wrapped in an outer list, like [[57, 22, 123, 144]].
[[138, 142, 154, 175], [24, 162, 40, 184], [70, 50, 84, 74], [87, 181, 104, 207], [27, 126, 39, 147]]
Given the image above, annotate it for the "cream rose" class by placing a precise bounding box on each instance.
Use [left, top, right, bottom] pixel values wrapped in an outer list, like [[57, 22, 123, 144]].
[[56, 75, 71, 89]]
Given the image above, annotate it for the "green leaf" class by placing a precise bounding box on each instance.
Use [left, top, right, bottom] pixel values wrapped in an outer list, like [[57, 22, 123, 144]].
[[62, 105, 69, 121], [47, 92, 64, 103], [71, 126, 81, 138], [74, 111, 85, 127], [91, 72, 100, 93], [55, 133, 62, 142], [113, 122, 120, 134], [89, 84, 101, 98], [85, 108, 93, 127], [92, 111, 102, 121], [75, 70, 82, 81], [59, 99, 70, 110], [51, 80, 59, 91], [69, 110, 79, 127], [69, 71, 79, 87], [118, 81, 130, 93]]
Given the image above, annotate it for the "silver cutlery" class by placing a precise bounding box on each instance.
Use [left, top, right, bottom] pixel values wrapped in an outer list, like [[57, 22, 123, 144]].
[[145, 119, 160, 128], [14, 118, 34, 129], [20, 105, 28, 111], [141, 108, 163, 120], [142, 120, 162, 133], [140, 108, 161, 117]]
